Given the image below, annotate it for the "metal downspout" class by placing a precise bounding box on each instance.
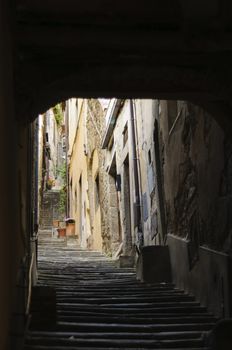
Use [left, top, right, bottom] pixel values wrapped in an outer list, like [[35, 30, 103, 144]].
[[153, 101, 167, 245], [130, 99, 143, 251], [65, 102, 69, 217]]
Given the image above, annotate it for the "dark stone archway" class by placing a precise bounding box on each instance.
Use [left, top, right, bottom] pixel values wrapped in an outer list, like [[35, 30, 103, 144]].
[[15, 0, 232, 135]]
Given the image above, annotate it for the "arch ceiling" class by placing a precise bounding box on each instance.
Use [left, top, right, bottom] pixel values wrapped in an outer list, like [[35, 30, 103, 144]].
[[15, 0, 232, 132]]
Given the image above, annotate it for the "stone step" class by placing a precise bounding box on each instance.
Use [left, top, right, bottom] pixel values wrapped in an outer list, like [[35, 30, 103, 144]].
[[25, 346, 210, 350], [25, 336, 205, 348], [26, 330, 205, 339], [56, 314, 216, 324], [54, 321, 214, 333], [24, 230, 216, 350], [55, 304, 209, 315]]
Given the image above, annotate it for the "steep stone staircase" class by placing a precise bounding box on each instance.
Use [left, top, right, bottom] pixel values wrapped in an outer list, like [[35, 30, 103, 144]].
[[40, 191, 61, 229], [24, 230, 216, 349]]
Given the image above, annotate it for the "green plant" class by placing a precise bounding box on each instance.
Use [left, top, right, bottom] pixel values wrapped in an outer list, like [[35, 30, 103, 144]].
[[53, 104, 63, 127], [59, 186, 66, 215], [46, 177, 55, 189], [56, 163, 67, 215], [57, 163, 66, 183]]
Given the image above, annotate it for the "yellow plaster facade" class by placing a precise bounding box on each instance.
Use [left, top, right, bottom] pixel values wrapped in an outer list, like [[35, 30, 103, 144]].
[[68, 99, 102, 251]]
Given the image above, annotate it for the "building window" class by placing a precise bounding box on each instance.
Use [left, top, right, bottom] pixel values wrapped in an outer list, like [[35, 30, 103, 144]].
[[123, 123, 128, 148], [74, 188, 77, 213], [148, 149, 152, 165], [94, 174, 100, 210]]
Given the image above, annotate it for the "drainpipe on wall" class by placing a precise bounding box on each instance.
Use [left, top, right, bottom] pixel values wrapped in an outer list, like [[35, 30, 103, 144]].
[[65, 102, 69, 217], [25, 122, 34, 318], [130, 99, 144, 252], [27, 123, 33, 249], [32, 118, 39, 275], [152, 100, 167, 245], [34, 118, 39, 233]]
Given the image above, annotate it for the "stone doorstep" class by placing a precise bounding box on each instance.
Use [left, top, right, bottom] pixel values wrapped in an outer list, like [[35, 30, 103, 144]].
[[136, 245, 172, 283], [116, 255, 135, 268], [66, 236, 79, 247]]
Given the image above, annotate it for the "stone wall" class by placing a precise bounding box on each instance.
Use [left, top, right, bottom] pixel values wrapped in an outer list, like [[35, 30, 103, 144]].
[[158, 100, 232, 316], [159, 101, 232, 253], [68, 101, 89, 246], [86, 99, 111, 254], [0, 2, 29, 348], [134, 100, 159, 246], [103, 100, 135, 256], [40, 190, 64, 228]]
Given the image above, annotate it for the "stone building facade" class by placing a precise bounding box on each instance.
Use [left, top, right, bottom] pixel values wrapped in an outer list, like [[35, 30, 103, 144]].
[[155, 100, 232, 318], [39, 105, 66, 228], [102, 100, 136, 256], [102, 99, 161, 257], [101, 98, 232, 318], [42, 107, 66, 190], [85, 99, 110, 253], [67, 98, 122, 254], [67, 99, 92, 248]]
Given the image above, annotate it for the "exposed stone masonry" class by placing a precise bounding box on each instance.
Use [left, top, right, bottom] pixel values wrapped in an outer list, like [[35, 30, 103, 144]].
[[160, 101, 232, 254], [40, 190, 63, 229], [86, 99, 121, 256]]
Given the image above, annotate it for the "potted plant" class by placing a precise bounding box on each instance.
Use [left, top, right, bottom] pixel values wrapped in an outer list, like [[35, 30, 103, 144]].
[[46, 177, 55, 190], [57, 221, 66, 238], [65, 218, 75, 236]]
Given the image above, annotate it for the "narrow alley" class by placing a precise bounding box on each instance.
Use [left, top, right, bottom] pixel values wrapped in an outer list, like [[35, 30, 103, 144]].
[[3, 3, 232, 348], [24, 229, 216, 349], [13, 97, 232, 349]]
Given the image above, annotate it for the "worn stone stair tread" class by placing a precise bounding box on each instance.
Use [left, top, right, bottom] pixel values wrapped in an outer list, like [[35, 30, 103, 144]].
[[56, 309, 213, 316], [55, 321, 214, 332], [25, 336, 205, 348], [25, 337, 205, 347], [24, 346, 211, 350], [55, 294, 193, 300], [56, 304, 201, 310], [55, 296, 196, 304], [56, 315, 217, 324], [38, 283, 177, 290], [26, 330, 203, 339], [57, 302, 205, 312]]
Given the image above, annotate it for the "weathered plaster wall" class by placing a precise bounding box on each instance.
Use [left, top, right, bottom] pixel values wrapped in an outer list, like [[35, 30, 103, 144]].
[[104, 100, 136, 255], [158, 100, 232, 316], [45, 109, 61, 183], [68, 98, 83, 155], [91, 150, 102, 251], [86, 99, 107, 253], [168, 234, 231, 317], [160, 101, 228, 249], [104, 99, 159, 256], [68, 99, 106, 252], [135, 100, 158, 246], [69, 100, 90, 247], [38, 115, 45, 221]]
